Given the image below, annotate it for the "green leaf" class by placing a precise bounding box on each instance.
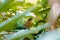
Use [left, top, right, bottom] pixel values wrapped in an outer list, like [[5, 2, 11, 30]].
[[0, 15, 20, 31], [0, 0, 14, 12]]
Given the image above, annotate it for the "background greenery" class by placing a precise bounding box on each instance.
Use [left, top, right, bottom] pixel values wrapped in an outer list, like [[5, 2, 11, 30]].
[[0, 0, 58, 40]]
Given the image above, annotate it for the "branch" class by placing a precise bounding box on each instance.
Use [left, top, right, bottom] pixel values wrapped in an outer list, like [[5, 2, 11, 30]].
[[3, 23, 50, 40]]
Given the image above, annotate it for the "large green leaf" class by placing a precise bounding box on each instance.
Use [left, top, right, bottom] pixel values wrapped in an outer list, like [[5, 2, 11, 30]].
[[0, 5, 37, 31], [0, 0, 14, 12], [0, 15, 20, 31]]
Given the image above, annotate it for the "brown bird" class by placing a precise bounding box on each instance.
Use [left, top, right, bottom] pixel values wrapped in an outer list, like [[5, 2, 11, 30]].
[[24, 18, 34, 29]]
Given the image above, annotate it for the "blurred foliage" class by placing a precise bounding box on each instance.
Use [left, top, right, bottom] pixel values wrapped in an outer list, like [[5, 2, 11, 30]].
[[0, 0, 54, 40]]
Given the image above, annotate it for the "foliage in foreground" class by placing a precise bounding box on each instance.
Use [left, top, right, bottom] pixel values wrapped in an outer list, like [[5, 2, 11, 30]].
[[0, 0, 57, 40]]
